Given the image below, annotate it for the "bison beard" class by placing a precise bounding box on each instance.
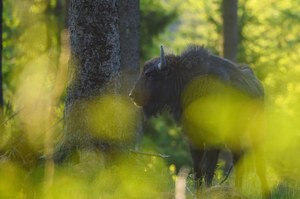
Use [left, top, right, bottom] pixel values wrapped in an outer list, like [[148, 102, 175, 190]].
[[130, 45, 270, 197]]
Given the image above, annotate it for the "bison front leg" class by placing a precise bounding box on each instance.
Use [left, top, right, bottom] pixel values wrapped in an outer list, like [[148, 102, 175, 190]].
[[189, 143, 206, 189], [202, 148, 220, 186]]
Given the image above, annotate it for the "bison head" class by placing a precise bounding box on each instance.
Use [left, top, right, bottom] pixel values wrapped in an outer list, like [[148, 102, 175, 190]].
[[129, 46, 180, 118]]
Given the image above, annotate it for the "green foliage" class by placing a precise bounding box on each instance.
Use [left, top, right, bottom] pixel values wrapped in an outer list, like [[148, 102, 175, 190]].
[[2, 0, 66, 106], [1, 0, 67, 166], [142, 0, 300, 197], [153, 0, 223, 55], [0, 152, 175, 199], [3, 0, 19, 97], [1, 0, 300, 198], [140, 0, 178, 60], [142, 114, 192, 170]]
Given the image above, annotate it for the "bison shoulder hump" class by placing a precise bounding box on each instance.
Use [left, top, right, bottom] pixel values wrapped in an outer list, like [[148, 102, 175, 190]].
[[180, 45, 210, 70]]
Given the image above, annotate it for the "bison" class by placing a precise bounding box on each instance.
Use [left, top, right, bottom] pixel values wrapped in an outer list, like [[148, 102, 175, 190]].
[[129, 45, 269, 197]]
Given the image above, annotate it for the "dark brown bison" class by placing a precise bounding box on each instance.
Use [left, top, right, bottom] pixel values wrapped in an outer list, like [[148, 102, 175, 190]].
[[130, 45, 269, 197]]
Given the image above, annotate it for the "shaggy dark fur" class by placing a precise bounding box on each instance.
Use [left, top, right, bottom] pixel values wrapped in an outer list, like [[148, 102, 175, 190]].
[[130, 45, 269, 197]]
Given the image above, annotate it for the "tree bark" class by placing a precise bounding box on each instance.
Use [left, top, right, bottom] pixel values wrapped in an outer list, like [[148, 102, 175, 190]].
[[221, 0, 239, 176], [222, 0, 238, 62], [118, 0, 142, 148], [118, 0, 140, 77], [62, 0, 70, 28], [118, 0, 140, 93], [54, 0, 120, 162], [118, 0, 140, 91]]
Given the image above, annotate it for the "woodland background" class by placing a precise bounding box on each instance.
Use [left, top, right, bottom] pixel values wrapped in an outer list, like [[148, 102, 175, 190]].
[[1, 0, 300, 198]]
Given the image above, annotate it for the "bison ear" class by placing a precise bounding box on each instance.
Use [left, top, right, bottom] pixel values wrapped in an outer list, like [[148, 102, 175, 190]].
[[158, 45, 166, 70]]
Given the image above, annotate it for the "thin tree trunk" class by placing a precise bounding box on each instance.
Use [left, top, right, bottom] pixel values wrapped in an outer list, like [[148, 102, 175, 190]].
[[222, 0, 238, 62], [54, 0, 120, 162], [221, 0, 238, 175]]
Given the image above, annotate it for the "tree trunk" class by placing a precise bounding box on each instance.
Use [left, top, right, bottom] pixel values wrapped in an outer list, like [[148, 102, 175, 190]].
[[118, 0, 140, 93], [221, 0, 238, 175], [118, 0, 142, 147], [222, 0, 238, 62], [54, 0, 120, 162], [62, 0, 70, 28]]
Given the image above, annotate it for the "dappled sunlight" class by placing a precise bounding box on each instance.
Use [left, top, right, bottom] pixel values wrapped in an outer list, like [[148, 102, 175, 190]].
[[2, 0, 69, 153], [86, 95, 139, 143], [1, 0, 300, 198], [232, 152, 278, 196], [34, 151, 173, 199], [43, 173, 88, 199], [265, 107, 300, 183], [182, 76, 265, 150], [0, 149, 175, 198], [91, 155, 173, 199], [0, 160, 31, 198], [180, 72, 300, 197], [13, 55, 57, 149]]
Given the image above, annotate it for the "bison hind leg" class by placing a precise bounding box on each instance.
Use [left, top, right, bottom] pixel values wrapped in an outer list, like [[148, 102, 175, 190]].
[[189, 144, 221, 189], [202, 148, 220, 186]]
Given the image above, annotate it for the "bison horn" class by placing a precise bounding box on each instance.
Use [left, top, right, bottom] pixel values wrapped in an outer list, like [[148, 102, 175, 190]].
[[158, 45, 166, 70]]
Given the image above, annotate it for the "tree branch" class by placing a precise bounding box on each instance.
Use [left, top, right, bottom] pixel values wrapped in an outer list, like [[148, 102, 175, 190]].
[[129, 149, 170, 158]]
